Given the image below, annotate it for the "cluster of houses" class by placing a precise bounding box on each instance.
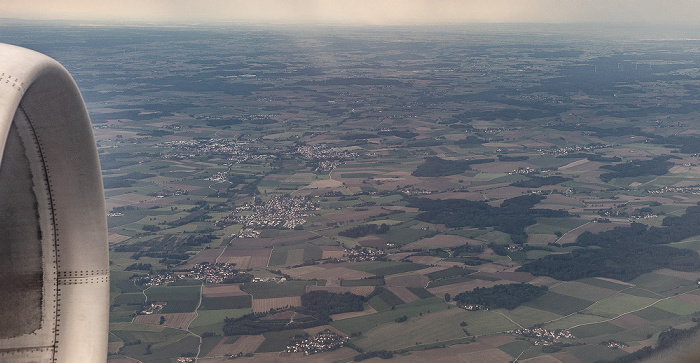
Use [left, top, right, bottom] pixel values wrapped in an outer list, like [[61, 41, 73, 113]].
[[648, 186, 700, 195], [139, 302, 166, 315], [509, 166, 536, 175], [148, 188, 189, 198], [135, 262, 242, 286], [538, 143, 610, 156], [296, 144, 357, 161], [284, 330, 348, 355], [219, 196, 318, 230], [237, 228, 261, 238], [176, 357, 194, 363], [346, 248, 387, 262], [252, 276, 286, 283], [158, 138, 274, 163], [508, 328, 574, 346], [187, 262, 239, 284], [604, 340, 628, 349], [136, 272, 181, 287], [459, 304, 488, 311]]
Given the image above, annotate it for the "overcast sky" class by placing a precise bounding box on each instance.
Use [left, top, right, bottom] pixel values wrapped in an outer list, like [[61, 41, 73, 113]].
[[2, 0, 700, 25]]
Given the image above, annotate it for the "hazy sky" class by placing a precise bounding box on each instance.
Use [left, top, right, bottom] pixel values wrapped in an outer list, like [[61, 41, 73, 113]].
[[2, 0, 700, 25]]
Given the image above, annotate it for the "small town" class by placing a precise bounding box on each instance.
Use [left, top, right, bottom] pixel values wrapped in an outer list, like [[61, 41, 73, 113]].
[[284, 330, 348, 355], [508, 328, 575, 346], [186, 262, 239, 283], [345, 248, 387, 262], [218, 196, 318, 230]]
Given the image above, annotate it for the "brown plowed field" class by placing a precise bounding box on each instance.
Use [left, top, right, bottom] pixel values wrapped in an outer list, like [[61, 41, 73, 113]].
[[610, 314, 650, 329], [205, 335, 266, 357], [252, 297, 302, 313], [386, 274, 429, 288], [181, 247, 224, 269], [218, 248, 271, 268], [202, 284, 249, 297], [133, 313, 196, 330], [387, 286, 420, 303], [320, 246, 345, 259]]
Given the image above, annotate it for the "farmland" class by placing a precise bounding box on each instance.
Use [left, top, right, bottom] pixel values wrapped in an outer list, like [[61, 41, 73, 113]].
[[9, 22, 700, 363]]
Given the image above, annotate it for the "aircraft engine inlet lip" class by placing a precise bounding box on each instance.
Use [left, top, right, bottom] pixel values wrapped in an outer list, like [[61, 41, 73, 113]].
[[0, 43, 108, 362]]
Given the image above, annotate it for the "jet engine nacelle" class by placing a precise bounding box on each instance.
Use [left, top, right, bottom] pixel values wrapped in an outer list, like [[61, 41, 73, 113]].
[[0, 43, 108, 362]]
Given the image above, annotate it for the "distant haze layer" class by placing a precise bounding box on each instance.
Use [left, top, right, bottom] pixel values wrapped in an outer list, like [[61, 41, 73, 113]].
[[3, 0, 700, 25]]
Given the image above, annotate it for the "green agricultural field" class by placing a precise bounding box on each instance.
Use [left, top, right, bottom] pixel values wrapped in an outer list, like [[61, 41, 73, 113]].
[[498, 340, 532, 358], [332, 297, 448, 335], [241, 280, 316, 299], [341, 277, 385, 286], [426, 276, 478, 288], [426, 266, 475, 281], [189, 308, 252, 336], [119, 331, 200, 363], [458, 310, 521, 336], [523, 292, 594, 316], [502, 306, 563, 328], [632, 306, 679, 321], [653, 298, 700, 316], [550, 282, 619, 302], [285, 248, 306, 265], [629, 273, 697, 295], [145, 285, 201, 314], [582, 294, 658, 319], [200, 295, 252, 310], [113, 292, 147, 306], [543, 314, 608, 331], [382, 227, 435, 245], [348, 261, 429, 276], [111, 271, 144, 294], [267, 249, 289, 266], [357, 309, 468, 351], [369, 288, 405, 312], [579, 278, 632, 291], [570, 322, 625, 338], [406, 287, 434, 299], [527, 218, 588, 234], [474, 231, 512, 244], [256, 329, 307, 353]]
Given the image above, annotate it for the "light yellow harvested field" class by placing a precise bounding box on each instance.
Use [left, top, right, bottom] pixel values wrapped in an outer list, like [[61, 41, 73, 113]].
[[202, 284, 249, 297], [428, 279, 508, 297], [320, 246, 345, 259], [293, 266, 375, 285], [330, 307, 378, 321], [252, 297, 302, 313], [654, 268, 700, 281], [132, 313, 197, 330], [205, 335, 265, 357], [108, 233, 130, 244]]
